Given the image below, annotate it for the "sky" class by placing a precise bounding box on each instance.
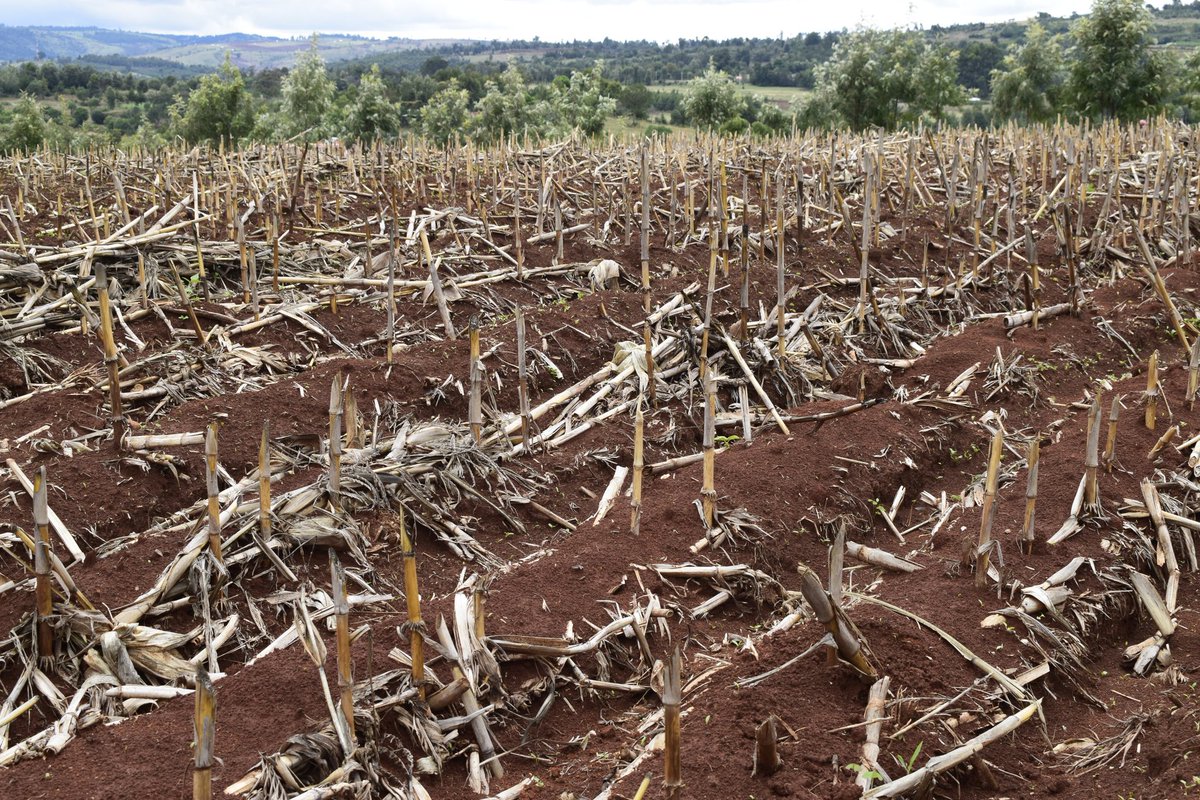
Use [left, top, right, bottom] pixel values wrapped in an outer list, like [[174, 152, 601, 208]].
[[4, 0, 1099, 41]]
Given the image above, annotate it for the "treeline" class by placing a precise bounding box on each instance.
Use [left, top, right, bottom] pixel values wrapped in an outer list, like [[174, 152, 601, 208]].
[[0, 60, 186, 142], [0, 40, 791, 152], [798, 0, 1200, 130], [334, 0, 1200, 95], [344, 34, 1003, 99], [363, 34, 839, 89], [1, 0, 1199, 154]]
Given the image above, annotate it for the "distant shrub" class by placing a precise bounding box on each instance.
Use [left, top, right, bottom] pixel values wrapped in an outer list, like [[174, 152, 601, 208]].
[[719, 115, 749, 134]]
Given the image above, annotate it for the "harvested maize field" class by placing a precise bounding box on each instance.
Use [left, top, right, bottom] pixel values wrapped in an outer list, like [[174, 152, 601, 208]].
[[1, 125, 1199, 800]]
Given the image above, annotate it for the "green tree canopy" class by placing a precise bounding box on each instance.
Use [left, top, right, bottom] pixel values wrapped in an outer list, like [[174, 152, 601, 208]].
[[990, 22, 1067, 123], [177, 53, 255, 146], [811, 27, 964, 130], [1177, 49, 1200, 122], [1068, 0, 1170, 120], [346, 64, 400, 141], [683, 61, 742, 129], [281, 35, 335, 139], [754, 101, 790, 134], [474, 65, 538, 143], [552, 64, 617, 136], [914, 43, 967, 122], [419, 78, 470, 145], [618, 83, 653, 119], [2, 94, 46, 154]]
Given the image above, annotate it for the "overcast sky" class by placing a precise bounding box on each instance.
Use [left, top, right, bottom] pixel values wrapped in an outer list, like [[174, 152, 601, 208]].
[[7, 0, 1099, 40]]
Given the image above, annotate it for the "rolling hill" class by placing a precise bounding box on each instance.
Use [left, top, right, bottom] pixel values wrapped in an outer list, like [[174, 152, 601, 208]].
[[0, 25, 467, 70]]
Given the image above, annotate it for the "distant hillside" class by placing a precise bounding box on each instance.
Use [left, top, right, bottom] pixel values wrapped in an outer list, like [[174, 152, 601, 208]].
[[0, 25, 469, 70], [0, 26, 242, 62], [931, 2, 1200, 50]]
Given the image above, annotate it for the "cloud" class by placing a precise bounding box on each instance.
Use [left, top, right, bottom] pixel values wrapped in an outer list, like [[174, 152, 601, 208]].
[[5, 0, 1096, 41]]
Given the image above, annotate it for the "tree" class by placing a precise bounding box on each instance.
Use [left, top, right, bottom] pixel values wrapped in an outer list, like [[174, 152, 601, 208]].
[[683, 60, 742, 129], [419, 79, 470, 145], [812, 27, 964, 130], [956, 41, 1005, 98], [553, 64, 616, 136], [177, 53, 255, 146], [756, 102, 789, 133], [618, 83, 653, 119], [795, 89, 839, 131], [913, 43, 967, 122], [1176, 49, 1200, 122], [346, 64, 399, 141], [474, 65, 538, 143], [814, 28, 919, 130], [1, 95, 46, 154], [990, 22, 1066, 124], [395, 74, 440, 127], [421, 56, 450, 77], [1068, 0, 1170, 120], [281, 35, 335, 138]]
